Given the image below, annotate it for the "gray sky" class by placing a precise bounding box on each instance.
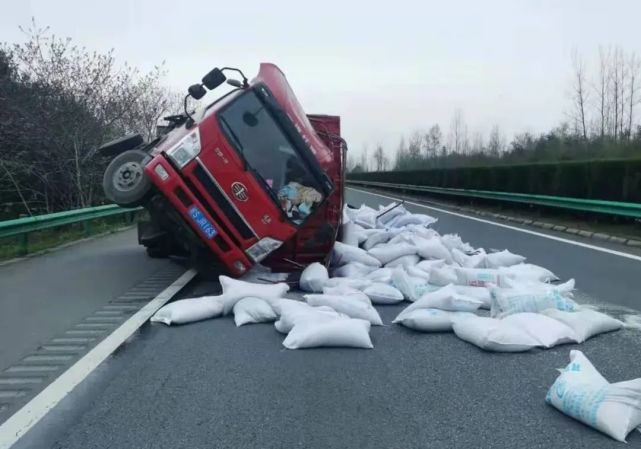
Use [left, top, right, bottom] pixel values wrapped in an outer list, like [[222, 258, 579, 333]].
[[2, 0, 641, 159]]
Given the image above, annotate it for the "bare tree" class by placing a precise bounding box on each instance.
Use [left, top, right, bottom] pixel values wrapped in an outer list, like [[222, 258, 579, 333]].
[[571, 49, 589, 140], [610, 47, 627, 140], [596, 47, 611, 138], [359, 145, 369, 172], [407, 131, 422, 161], [487, 125, 505, 156], [0, 21, 173, 212], [424, 124, 442, 159], [627, 53, 640, 140], [471, 131, 485, 154], [448, 109, 468, 154], [394, 137, 407, 169], [373, 144, 385, 171]]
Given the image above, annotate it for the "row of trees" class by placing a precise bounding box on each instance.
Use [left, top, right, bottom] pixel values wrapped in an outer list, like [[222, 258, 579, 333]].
[[0, 22, 180, 218], [349, 46, 641, 173]]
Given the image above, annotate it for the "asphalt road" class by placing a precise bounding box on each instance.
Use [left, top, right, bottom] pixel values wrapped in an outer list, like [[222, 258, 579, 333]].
[[352, 187, 641, 312], [9, 188, 641, 449], [0, 228, 170, 372]]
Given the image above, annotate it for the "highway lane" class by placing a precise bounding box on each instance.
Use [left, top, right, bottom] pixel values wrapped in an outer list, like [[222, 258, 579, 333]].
[[7, 188, 641, 449], [348, 187, 641, 312], [0, 228, 173, 373]]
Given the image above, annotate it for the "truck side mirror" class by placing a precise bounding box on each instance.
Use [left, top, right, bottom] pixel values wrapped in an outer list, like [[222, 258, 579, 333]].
[[188, 84, 207, 100], [202, 68, 226, 90]]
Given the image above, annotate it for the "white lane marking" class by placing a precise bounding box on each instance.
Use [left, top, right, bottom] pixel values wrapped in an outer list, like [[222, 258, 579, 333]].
[[0, 269, 197, 449], [348, 187, 641, 263]]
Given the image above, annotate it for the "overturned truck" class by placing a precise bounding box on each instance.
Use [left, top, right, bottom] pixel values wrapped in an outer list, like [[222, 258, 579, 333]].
[[101, 63, 345, 276]]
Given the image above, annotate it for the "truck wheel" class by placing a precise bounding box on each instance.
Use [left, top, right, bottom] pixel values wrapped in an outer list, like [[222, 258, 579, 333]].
[[103, 149, 152, 207], [189, 245, 227, 280], [146, 246, 170, 258]]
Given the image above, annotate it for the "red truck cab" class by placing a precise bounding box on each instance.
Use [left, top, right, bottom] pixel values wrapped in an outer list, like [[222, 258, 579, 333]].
[[102, 63, 344, 276]]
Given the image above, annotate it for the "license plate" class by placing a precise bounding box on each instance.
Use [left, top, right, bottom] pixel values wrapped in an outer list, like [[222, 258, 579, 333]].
[[188, 206, 217, 239]]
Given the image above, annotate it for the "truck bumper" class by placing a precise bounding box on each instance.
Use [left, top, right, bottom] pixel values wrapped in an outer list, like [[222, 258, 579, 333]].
[[144, 154, 252, 277]]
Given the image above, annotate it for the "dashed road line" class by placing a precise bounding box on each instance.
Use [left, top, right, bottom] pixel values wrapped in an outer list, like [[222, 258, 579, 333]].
[[0, 268, 196, 449]]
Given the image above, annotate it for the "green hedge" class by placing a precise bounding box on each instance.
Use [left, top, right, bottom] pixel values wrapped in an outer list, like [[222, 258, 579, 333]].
[[348, 159, 641, 203]]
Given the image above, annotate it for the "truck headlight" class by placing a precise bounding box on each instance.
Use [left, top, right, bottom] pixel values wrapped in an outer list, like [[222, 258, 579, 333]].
[[245, 238, 283, 262], [165, 128, 201, 168]]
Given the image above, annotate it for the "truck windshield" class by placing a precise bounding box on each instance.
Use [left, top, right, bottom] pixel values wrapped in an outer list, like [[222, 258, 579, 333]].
[[218, 90, 325, 224]]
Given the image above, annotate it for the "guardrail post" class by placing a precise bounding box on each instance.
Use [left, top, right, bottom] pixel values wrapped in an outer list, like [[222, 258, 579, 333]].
[[83, 220, 92, 237], [20, 233, 28, 255]]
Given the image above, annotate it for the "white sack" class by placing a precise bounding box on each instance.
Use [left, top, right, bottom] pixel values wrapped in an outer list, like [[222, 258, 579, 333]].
[[268, 298, 306, 316], [363, 282, 404, 305], [343, 204, 359, 222], [501, 277, 575, 295], [416, 259, 446, 273], [305, 294, 383, 325], [452, 315, 539, 352], [388, 232, 415, 245], [376, 203, 407, 227], [490, 289, 579, 318], [484, 249, 526, 268], [406, 265, 431, 282], [396, 285, 482, 320], [354, 223, 369, 244], [323, 277, 372, 290], [546, 350, 641, 442], [394, 309, 473, 332], [322, 285, 372, 305], [340, 222, 360, 247], [452, 248, 487, 268], [219, 276, 290, 315], [502, 313, 579, 347], [283, 318, 373, 349], [385, 254, 420, 268], [368, 242, 417, 265], [150, 296, 224, 325], [430, 265, 458, 286], [414, 237, 453, 263], [362, 231, 393, 251], [440, 234, 474, 253], [332, 241, 381, 267], [454, 267, 505, 288], [452, 285, 492, 309], [390, 213, 437, 228], [406, 224, 440, 239], [500, 263, 558, 282], [233, 297, 278, 326], [299, 262, 329, 293], [391, 267, 433, 302], [542, 309, 624, 343], [364, 267, 394, 283], [353, 206, 377, 229], [332, 261, 377, 278], [274, 302, 343, 334]]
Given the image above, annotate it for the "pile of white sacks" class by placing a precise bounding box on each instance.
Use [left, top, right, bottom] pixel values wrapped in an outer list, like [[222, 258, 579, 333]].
[[318, 202, 625, 352], [150, 201, 640, 441]]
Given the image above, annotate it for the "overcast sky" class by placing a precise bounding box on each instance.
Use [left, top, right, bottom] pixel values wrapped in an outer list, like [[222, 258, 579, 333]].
[[2, 0, 641, 159]]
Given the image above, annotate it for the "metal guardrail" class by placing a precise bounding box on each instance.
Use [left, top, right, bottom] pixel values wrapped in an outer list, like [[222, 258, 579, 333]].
[[347, 180, 641, 218], [0, 205, 141, 255]]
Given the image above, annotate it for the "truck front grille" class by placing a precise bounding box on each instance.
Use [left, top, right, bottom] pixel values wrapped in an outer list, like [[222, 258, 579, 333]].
[[192, 164, 255, 241]]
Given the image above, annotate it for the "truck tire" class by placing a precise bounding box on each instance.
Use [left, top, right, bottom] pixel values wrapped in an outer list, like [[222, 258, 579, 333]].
[[146, 246, 170, 258], [189, 245, 227, 280], [103, 149, 152, 207]]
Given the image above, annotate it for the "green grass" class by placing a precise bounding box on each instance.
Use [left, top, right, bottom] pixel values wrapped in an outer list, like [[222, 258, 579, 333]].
[[0, 213, 143, 261]]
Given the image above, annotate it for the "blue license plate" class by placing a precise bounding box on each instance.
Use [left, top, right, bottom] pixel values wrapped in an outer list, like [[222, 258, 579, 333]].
[[188, 206, 217, 239]]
